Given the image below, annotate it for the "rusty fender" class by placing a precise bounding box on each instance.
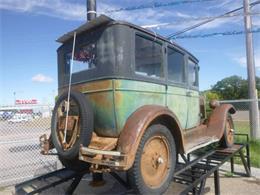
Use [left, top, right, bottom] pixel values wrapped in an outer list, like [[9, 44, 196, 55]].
[[207, 104, 236, 139], [116, 105, 184, 170]]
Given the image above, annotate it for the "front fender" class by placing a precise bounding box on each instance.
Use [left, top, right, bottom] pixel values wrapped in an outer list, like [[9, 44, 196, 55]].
[[207, 104, 236, 138], [117, 105, 184, 170]]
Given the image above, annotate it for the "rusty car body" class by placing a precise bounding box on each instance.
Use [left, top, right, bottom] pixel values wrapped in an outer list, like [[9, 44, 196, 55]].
[[40, 14, 235, 194]]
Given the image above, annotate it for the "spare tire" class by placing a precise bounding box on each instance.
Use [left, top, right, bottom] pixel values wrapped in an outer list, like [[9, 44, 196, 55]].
[[51, 90, 93, 160]]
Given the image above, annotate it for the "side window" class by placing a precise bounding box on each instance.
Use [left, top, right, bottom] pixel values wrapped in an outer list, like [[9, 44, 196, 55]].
[[188, 59, 198, 87], [135, 35, 163, 78], [167, 47, 185, 83]]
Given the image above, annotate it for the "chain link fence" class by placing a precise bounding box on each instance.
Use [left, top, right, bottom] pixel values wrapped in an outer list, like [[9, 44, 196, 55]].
[[0, 105, 62, 187], [219, 99, 260, 138], [0, 100, 259, 187]]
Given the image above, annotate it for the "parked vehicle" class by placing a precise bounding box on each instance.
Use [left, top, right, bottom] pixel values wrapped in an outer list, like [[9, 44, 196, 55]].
[[40, 10, 235, 195], [32, 111, 42, 119], [1, 111, 14, 120], [8, 114, 32, 123]]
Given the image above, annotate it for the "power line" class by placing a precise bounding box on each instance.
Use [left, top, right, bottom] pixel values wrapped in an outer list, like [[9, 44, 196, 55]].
[[170, 27, 260, 39], [167, 0, 260, 39], [105, 0, 217, 13], [142, 12, 260, 29]]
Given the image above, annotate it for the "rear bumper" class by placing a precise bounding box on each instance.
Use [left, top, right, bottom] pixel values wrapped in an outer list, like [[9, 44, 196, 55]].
[[40, 133, 128, 170], [79, 145, 127, 170]]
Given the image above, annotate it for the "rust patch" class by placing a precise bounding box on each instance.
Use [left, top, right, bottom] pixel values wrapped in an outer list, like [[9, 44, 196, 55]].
[[88, 132, 118, 151], [39, 134, 54, 155], [59, 79, 113, 94], [183, 104, 236, 152], [58, 79, 118, 137], [207, 104, 236, 138]]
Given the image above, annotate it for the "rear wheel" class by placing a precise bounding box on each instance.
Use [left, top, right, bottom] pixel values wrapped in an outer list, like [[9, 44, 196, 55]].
[[127, 124, 176, 194], [51, 91, 93, 171], [220, 115, 234, 148]]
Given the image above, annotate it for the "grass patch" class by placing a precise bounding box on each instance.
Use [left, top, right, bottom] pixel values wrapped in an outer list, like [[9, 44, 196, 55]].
[[233, 120, 260, 168], [224, 171, 234, 177]]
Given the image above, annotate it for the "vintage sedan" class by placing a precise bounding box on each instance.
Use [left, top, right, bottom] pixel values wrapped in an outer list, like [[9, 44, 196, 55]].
[[40, 15, 235, 194]]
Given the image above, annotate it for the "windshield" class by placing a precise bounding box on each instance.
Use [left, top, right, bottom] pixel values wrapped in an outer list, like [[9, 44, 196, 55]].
[[65, 43, 97, 74]]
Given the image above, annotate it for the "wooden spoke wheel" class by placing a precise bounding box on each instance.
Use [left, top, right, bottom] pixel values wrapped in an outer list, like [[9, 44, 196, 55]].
[[226, 117, 234, 145], [127, 124, 176, 194], [56, 99, 80, 151], [220, 115, 234, 148], [141, 135, 170, 188], [51, 90, 93, 163]]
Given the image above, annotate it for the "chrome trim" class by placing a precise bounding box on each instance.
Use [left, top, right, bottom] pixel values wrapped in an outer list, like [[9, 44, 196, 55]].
[[80, 147, 122, 156]]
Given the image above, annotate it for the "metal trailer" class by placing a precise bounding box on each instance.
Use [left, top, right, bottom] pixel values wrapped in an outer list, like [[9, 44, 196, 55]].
[[15, 134, 251, 195]]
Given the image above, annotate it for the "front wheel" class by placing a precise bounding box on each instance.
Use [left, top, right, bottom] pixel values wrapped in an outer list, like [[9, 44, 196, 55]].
[[220, 115, 234, 148], [127, 124, 176, 194]]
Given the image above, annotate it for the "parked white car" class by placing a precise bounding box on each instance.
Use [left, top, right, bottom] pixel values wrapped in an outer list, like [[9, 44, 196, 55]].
[[8, 114, 32, 123]]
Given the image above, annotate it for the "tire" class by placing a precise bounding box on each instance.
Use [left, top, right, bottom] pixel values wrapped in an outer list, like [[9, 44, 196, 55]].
[[51, 90, 93, 161], [127, 124, 176, 195], [220, 114, 234, 148], [59, 156, 90, 172]]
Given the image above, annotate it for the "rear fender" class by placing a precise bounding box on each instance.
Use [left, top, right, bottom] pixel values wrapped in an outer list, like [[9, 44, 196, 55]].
[[116, 105, 184, 170]]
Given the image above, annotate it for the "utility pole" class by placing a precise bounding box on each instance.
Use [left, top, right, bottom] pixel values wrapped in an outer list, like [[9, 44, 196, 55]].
[[243, 0, 260, 138]]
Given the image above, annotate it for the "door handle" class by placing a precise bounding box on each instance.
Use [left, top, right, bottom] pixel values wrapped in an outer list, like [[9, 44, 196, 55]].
[[186, 91, 192, 96]]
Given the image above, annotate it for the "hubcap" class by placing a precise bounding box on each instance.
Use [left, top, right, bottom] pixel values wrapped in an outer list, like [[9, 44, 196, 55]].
[[140, 135, 171, 188]]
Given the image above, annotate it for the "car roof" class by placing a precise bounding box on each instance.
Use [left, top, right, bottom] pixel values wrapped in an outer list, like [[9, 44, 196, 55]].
[[57, 14, 198, 63]]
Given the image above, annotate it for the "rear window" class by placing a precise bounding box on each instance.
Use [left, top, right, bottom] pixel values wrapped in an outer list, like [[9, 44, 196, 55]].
[[65, 43, 97, 74], [135, 35, 163, 78]]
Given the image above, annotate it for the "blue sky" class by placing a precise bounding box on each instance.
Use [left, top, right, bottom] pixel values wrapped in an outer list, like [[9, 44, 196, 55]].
[[0, 0, 260, 105]]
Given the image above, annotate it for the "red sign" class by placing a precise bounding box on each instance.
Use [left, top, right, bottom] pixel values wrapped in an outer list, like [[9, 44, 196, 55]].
[[15, 99, 38, 105]]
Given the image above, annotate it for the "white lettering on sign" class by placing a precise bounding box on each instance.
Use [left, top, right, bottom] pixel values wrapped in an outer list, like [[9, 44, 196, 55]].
[[15, 99, 38, 105]]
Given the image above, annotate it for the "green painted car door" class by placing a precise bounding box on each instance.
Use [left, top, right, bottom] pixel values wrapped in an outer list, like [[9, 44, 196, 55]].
[[166, 47, 188, 129], [186, 59, 200, 129], [167, 86, 188, 129]]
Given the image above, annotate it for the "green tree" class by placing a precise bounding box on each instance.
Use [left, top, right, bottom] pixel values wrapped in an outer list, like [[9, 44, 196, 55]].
[[203, 90, 222, 101], [210, 75, 260, 100], [211, 75, 248, 100]]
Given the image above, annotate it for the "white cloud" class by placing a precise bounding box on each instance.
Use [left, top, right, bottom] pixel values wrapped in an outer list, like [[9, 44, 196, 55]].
[[32, 73, 53, 83], [0, 0, 86, 21], [0, 0, 255, 32], [233, 52, 260, 71]]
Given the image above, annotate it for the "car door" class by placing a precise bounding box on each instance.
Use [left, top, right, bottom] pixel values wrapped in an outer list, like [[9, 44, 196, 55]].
[[186, 58, 200, 129], [166, 46, 188, 129]]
